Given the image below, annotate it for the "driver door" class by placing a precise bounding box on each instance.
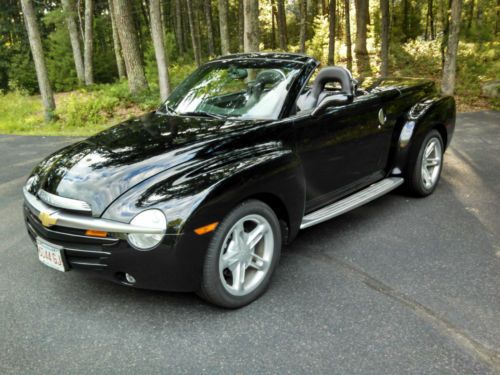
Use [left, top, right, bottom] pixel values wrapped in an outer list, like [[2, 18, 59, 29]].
[[294, 93, 393, 213]]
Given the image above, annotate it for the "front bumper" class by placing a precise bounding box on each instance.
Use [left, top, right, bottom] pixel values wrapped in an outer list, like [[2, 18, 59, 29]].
[[23, 190, 207, 292]]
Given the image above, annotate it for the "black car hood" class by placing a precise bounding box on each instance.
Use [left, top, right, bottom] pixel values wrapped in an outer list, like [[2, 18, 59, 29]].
[[29, 112, 257, 217]]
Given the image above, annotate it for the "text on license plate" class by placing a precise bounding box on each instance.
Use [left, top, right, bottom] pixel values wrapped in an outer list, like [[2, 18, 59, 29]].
[[36, 238, 67, 272]]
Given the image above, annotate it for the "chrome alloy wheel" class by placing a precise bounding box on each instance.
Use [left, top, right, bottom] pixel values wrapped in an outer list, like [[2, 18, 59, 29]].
[[421, 137, 442, 189], [218, 214, 274, 296]]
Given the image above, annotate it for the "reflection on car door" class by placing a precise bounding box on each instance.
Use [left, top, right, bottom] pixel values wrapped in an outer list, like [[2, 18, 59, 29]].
[[294, 93, 395, 213]]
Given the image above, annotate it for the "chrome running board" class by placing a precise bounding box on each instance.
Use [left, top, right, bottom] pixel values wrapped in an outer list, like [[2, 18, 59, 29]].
[[300, 177, 404, 229]]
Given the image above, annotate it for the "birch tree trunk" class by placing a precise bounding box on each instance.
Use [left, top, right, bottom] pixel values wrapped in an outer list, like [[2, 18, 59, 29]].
[[441, 0, 462, 95], [276, 0, 287, 50], [380, 0, 390, 76], [243, 0, 259, 52], [204, 0, 215, 56], [83, 0, 94, 85], [149, 0, 171, 101], [328, 0, 337, 65], [344, 0, 353, 71], [108, 0, 126, 78], [20, 0, 56, 122], [219, 0, 231, 55], [112, 0, 149, 94], [62, 0, 84, 83], [299, 0, 307, 53]]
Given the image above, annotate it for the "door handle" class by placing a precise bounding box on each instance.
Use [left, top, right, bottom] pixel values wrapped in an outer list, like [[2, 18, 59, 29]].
[[378, 108, 387, 126]]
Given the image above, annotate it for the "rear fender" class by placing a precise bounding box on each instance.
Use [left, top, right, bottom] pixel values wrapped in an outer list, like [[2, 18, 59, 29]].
[[390, 95, 456, 176]]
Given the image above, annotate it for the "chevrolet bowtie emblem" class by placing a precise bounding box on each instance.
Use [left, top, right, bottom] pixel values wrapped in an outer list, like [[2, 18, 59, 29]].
[[39, 211, 58, 227]]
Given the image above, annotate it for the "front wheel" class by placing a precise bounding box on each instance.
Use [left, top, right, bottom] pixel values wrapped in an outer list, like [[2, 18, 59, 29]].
[[198, 200, 281, 308], [406, 129, 444, 196]]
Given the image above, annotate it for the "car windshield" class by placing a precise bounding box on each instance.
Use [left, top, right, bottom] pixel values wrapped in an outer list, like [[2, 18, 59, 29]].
[[161, 60, 303, 120]]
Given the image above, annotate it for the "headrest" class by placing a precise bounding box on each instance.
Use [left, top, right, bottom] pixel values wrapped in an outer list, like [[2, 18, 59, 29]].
[[310, 66, 355, 104]]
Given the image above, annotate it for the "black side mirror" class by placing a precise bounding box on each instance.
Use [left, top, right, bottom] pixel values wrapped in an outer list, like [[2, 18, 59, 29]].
[[312, 94, 353, 117]]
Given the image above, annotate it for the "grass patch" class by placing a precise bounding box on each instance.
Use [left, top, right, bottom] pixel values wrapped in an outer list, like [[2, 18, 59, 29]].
[[0, 63, 196, 136]]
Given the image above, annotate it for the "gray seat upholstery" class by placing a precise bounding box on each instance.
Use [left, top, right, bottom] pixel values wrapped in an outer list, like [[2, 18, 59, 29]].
[[297, 66, 356, 112]]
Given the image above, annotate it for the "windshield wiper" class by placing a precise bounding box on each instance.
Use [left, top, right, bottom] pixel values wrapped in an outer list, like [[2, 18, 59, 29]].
[[180, 111, 225, 119]]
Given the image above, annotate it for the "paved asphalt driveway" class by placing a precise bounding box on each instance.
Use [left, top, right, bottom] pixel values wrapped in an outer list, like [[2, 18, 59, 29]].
[[0, 112, 499, 374]]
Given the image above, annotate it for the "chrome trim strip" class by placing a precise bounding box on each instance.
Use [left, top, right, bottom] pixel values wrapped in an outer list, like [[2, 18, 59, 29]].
[[23, 187, 165, 235], [38, 189, 92, 213], [300, 177, 404, 229]]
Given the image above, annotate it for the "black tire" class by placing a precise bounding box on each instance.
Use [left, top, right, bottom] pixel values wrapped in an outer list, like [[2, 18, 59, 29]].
[[198, 200, 282, 309], [406, 129, 444, 197]]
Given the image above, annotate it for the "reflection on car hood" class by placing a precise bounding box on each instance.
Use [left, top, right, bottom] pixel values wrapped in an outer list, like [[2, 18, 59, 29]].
[[27, 112, 260, 216]]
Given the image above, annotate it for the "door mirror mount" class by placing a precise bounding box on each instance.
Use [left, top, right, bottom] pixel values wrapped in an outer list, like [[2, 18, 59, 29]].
[[312, 94, 353, 117]]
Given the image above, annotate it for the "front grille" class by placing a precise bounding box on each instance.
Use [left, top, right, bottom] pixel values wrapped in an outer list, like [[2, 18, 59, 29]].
[[24, 204, 118, 270]]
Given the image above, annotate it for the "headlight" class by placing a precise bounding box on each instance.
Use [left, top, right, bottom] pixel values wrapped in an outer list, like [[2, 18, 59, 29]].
[[127, 209, 167, 250]]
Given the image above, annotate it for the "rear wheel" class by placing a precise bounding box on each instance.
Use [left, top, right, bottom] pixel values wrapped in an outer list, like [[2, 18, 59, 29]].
[[198, 200, 281, 308], [406, 129, 444, 196]]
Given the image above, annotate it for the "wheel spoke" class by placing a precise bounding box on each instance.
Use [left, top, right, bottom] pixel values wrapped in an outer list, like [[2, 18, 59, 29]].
[[422, 167, 431, 186], [425, 158, 440, 167], [425, 142, 435, 157], [232, 262, 246, 291], [249, 253, 268, 271], [246, 224, 267, 249], [221, 241, 239, 269]]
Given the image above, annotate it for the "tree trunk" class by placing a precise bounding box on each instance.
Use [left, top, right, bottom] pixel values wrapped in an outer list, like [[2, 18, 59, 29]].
[[306, 0, 316, 38], [219, 0, 230, 54], [62, 0, 84, 83], [440, 0, 451, 68], [187, 0, 202, 65], [20, 0, 56, 122], [496, 0, 500, 36], [276, 0, 287, 50], [299, 0, 307, 53], [83, 0, 94, 85], [108, 0, 126, 78], [355, 0, 370, 74], [425, 0, 435, 39], [174, 0, 185, 54], [466, 0, 474, 31], [112, 0, 149, 94], [238, 0, 245, 51], [430, 0, 435, 39], [402, 0, 409, 40], [271, 0, 277, 49], [344, 0, 352, 71], [149, 0, 171, 101], [328, 0, 336, 65], [441, 0, 462, 95], [204, 0, 215, 56], [243, 0, 259, 52], [380, 0, 389, 76]]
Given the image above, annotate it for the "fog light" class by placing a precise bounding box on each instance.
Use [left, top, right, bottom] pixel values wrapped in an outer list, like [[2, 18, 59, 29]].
[[125, 273, 136, 284]]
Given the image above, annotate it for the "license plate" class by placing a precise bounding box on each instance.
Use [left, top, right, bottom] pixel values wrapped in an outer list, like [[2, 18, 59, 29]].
[[36, 237, 67, 272]]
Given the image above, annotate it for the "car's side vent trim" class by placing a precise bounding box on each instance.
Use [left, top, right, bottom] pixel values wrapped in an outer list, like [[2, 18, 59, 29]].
[[300, 177, 404, 229]]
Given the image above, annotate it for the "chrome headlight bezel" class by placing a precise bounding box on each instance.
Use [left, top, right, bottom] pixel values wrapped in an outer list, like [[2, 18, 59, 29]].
[[127, 209, 167, 251]]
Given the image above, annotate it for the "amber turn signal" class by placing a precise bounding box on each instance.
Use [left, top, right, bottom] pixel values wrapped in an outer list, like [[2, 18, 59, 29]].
[[194, 222, 219, 235], [85, 230, 108, 238]]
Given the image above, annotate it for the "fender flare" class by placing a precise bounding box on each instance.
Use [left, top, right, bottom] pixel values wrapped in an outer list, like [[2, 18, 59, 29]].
[[390, 95, 456, 176]]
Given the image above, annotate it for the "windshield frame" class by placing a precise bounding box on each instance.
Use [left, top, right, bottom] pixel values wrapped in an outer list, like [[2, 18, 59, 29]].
[[159, 58, 311, 121]]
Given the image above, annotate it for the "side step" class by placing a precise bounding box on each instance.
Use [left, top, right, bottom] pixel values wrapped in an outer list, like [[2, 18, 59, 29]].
[[300, 177, 404, 229]]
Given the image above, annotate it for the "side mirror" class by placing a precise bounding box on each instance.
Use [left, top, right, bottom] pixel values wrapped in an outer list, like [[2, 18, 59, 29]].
[[312, 94, 353, 117]]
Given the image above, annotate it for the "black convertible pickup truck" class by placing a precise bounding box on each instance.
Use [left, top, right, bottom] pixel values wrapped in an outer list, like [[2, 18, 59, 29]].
[[23, 53, 455, 308]]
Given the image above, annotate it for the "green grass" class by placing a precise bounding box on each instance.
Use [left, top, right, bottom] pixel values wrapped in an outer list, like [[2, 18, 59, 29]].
[[0, 63, 196, 136]]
